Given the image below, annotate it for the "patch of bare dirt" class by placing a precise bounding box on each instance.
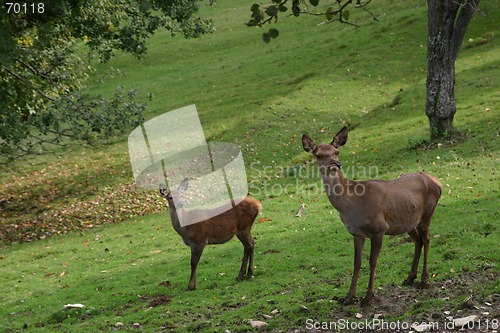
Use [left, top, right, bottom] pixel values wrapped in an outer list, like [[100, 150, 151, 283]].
[[411, 131, 468, 151], [138, 294, 174, 308], [291, 269, 499, 333]]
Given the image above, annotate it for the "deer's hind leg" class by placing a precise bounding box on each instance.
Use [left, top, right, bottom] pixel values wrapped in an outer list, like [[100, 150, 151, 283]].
[[417, 221, 431, 289], [403, 228, 423, 286], [236, 232, 255, 280]]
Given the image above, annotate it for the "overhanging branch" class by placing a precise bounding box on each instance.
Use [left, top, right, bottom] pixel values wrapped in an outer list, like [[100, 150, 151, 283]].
[[2, 65, 57, 102]]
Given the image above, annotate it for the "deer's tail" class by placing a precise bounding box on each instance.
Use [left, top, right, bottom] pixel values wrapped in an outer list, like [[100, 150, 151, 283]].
[[426, 173, 443, 195], [246, 197, 263, 215]]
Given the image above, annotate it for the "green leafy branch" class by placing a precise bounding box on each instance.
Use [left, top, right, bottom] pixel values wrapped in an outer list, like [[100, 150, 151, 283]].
[[247, 0, 376, 42], [0, 0, 214, 165]]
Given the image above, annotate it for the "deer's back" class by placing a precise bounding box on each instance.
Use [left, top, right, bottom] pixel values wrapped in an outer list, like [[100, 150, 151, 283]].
[[184, 197, 261, 245], [342, 172, 441, 236], [357, 172, 441, 205]]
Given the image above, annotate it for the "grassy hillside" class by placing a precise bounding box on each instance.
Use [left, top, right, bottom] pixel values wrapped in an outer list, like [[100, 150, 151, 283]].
[[1, 0, 498, 332]]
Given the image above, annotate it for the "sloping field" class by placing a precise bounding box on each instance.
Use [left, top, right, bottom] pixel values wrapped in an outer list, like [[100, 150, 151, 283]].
[[0, 1, 498, 332]]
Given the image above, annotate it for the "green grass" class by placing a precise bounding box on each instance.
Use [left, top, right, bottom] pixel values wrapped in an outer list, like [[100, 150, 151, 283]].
[[1, 0, 499, 332]]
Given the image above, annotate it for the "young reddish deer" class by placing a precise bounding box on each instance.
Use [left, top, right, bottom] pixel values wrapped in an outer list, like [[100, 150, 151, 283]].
[[159, 178, 262, 291], [302, 126, 442, 306]]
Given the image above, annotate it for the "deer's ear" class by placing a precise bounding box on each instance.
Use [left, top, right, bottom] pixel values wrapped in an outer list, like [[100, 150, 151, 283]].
[[332, 126, 348, 148], [179, 178, 189, 192], [302, 134, 317, 153]]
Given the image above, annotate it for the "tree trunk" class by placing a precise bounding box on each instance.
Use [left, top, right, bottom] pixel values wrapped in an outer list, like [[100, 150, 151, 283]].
[[426, 0, 480, 138]]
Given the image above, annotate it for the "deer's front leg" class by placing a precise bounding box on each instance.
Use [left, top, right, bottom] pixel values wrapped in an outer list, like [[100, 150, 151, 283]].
[[187, 244, 204, 291], [361, 233, 384, 306], [343, 236, 365, 305]]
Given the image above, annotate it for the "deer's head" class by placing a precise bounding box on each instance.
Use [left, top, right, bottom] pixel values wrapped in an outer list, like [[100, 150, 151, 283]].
[[302, 126, 348, 174], [159, 178, 189, 208], [159, 183, 171, 200]]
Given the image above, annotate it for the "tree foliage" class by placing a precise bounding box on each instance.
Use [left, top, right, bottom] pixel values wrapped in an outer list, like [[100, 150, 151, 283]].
[[0, 0, 214, 163]]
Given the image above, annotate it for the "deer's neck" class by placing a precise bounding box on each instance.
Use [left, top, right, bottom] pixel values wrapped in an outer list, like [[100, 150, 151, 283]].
[[167, 200, 184, 235], [321, 169, 349, 212]]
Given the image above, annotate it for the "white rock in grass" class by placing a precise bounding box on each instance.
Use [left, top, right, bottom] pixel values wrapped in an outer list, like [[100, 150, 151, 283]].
[[250, 320, 268, 329], [453, 315, 480, 327]]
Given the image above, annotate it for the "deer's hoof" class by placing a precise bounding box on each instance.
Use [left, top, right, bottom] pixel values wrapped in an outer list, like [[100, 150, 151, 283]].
[[186, 285, 196, 291], [418, 280, 430, 289], [341, 295, 355, 306], [402, 277, 415, 286], [236, 275, 245, 281], [360, 296, 373, 307]]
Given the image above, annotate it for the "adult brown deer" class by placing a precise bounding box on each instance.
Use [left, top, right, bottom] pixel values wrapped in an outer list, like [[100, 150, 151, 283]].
[[159, 178, 262, 291], [302, 126, 442, 306]]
